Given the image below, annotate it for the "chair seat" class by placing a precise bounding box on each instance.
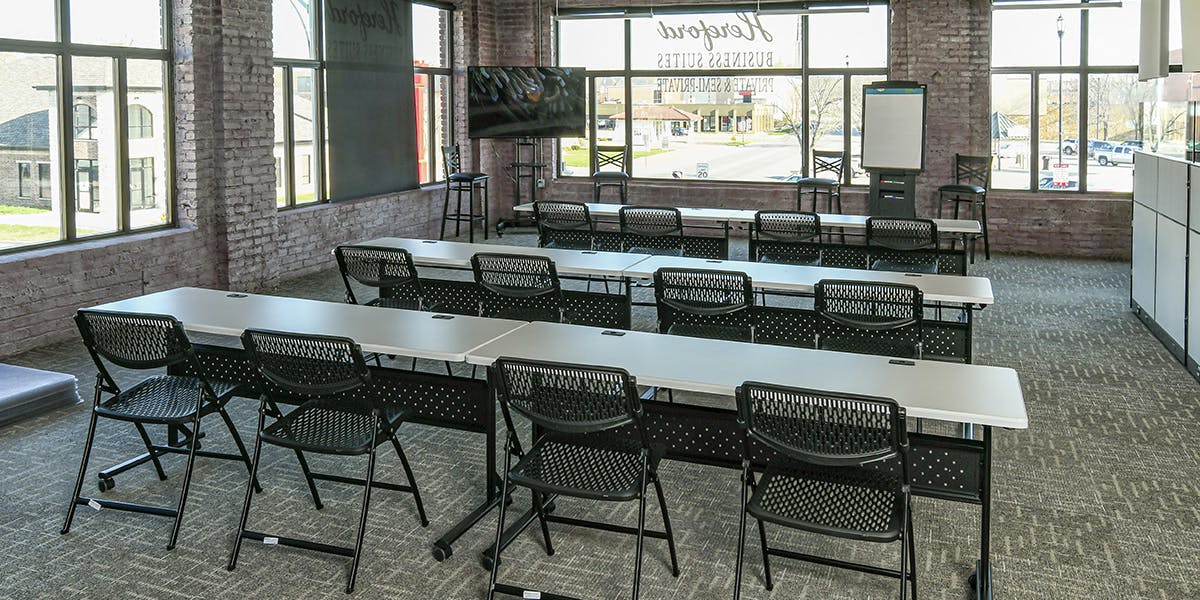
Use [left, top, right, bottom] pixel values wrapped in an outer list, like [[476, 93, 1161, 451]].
[[796, 177, 840, 188], [96, 375, 241, 424], [627, 246, 683, 257], [760, 254, 821, 267], [592, 171, 630, 180], [542, 239, 593, 251], [666, 322, 754, 343], [870, 258, 938, 274], [818, 336, 920, 360], [368, 296, 422, 311], [938, 183, 986, 196], [748, 464, 904, 543], [261, 398, 410, 455], [508, 433, 660, 501], [449, 172, 488, 182]]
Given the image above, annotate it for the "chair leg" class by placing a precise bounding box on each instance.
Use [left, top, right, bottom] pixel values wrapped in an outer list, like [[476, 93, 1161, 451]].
[[388, 429, 429, 527], [61, 409, 100, 535], [293, 449, 323, 510], [980, 198, 990, 260], [444, 361, 453, 376], [482, 181, 490, 241], [899, 496, 910, 600], [166, 413, 203, 550], [440, 185, 451, 240], [133, 422, 168, 480], [456, 186, 464, 239], [228, 406, 267, 572], [410, 356, 418, 371], [746, 471, 773, 591], [217, 407, 261, 493], [531, 490, 554, 556], [486, 436, 515, 600], [346, 432, 379, 594], [652, 472, 680, 576], [907, 504, 918, 600], [631, 455, 649, 600], [733, 463, 750, 600]]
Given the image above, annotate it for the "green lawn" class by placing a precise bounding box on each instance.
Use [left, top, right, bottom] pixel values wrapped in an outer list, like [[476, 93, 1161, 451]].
[[561, 147, 673, 168], [0, 205, 50, 215], [0, 224, 99, 245]]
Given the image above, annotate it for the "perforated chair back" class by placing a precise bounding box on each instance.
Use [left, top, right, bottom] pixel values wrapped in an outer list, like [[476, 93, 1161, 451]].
[[736, 382, 905, 468], [76, 310, 195, 372], [493, 357, 640, 435], [619, 206, 684, 255], [813, 150, 845, 181], [866, 217, 940, 274], [534, 200, 595, 250], [752, 210, 822, 265], [594, 145, 628, 173], [814, 279, 923, 358], [955, 154, 992, 189], [471, 252, 566, 323], [654, 267, 755, 342], [241, 329, 371, 398], [334, 245, 424, 308]]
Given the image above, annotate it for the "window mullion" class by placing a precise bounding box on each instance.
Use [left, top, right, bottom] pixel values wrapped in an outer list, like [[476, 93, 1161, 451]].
[[115, 57, 130, 232]]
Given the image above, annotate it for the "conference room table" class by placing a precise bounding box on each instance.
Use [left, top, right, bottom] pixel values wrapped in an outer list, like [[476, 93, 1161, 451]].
[[512, 200, 984, 239], [467, 321, 1026, 600], [88, 287, 1022, 599]]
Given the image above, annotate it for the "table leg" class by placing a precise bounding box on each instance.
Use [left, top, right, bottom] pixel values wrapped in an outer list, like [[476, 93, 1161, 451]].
[[968, 425, 994, 599], [431, 368, 502, 562]]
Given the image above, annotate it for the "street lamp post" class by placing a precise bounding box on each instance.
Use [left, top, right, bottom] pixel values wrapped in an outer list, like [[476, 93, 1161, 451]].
[[1057, 14, 1065, 165]]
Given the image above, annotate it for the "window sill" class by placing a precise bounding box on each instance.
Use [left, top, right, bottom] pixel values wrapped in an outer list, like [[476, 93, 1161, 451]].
[[0, 223, 185, 262]]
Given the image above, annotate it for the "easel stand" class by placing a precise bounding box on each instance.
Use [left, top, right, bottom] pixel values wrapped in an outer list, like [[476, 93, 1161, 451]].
[[496, 138, 545, 237], [867, 170, 918, 217]]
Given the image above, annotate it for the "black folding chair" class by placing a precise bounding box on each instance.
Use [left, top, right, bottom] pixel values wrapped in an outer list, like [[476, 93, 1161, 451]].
[[62, 310, 254, 550], [335, 244, 452, 374], [814, 279, 924, 359], [471, 252, 567, 324], [619, 206, 685, 257], [485, 358, 680, 600], [733, 382, 915, 599], [228, 329, 427, 594], [751, 210, 822, 266], [653, 267, 756, 343], [533, 200, 595, 251], [866, 217, 940, 274]]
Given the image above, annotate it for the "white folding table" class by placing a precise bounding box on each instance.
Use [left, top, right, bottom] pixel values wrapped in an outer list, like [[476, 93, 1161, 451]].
[[355, 237, 651, 278], [466, 321, 1025, 599]]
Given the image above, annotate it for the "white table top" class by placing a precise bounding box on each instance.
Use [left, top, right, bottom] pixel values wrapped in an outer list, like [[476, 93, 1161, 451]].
[[357, 237, 652, 277], [626, 255, 995, 306], [89, 287, 528, 362], [466, 322, 1027, 429], [513, 202, 983, 235]]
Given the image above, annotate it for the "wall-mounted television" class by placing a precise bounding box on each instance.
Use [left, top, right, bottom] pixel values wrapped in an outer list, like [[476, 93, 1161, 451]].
[[467, 66, 587, 139]]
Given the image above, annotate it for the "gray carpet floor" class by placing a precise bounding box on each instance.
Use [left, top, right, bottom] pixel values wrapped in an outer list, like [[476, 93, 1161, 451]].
[[1, 233, 1198, 599]]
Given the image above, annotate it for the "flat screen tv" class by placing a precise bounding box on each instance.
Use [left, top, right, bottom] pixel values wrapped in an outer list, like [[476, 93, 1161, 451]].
[[467, 66, 586, 139]]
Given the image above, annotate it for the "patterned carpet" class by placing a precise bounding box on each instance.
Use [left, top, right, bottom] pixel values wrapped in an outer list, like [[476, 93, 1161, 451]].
[[1, 233, 1197, 600]]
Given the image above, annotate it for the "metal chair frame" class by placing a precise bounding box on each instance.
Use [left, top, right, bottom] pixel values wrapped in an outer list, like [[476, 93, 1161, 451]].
[[441, 144, 490, 242], [228, 328, 428, 594], [485, 358, 680, 600], [62, 309, 255, 550], [733, 382, 915, 599]]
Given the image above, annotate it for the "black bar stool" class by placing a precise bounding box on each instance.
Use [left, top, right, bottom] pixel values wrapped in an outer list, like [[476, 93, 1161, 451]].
[[592, 145, 630, 204], [441, 144, 489, 242], [937, 154, 992, 262], [797, 150, 844, 242]]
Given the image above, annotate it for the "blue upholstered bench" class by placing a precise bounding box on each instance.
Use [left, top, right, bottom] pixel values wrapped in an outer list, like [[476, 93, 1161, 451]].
[[0, 364, 81, 426]]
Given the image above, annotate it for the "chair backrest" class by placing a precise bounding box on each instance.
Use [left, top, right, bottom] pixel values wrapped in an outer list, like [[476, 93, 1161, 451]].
[[866, 217, 938, 252], [442, 144, 463, 175], [493, 357, 640, 435], [654, 267, 755, 341], [75, 310, 196, 374], [736, 381, 905, 468], [752, 210, 822, 264], [812, 150, 845, 181], [813, 279, 923, 358], [334, 245, 423, 307], [533, 200, 595, 250], [594, 145, 628, 173], [955, 154, 992, 189], [471, 252, 565, 322], [241, 328, 371, 397], [619, 206, 683, 252]]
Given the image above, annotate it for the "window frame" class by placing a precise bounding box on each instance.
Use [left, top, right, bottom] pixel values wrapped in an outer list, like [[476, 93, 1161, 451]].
[[273, 0, 326, 210], [554, 4, 889, 186], [0, 0, 174, 255], [128, 104, 153, 139], [413, 1, 455, 186], [17, 162, 32, 198], [990, 2, 1187, 194]]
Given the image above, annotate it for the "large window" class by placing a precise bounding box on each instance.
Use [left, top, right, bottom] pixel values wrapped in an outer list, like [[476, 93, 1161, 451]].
[[0, 1, 171, 253], [413, 2, 454, 184], [556, 5, 888, 184], [991, 0, 1187, 193], [273, 0, 323, 208]]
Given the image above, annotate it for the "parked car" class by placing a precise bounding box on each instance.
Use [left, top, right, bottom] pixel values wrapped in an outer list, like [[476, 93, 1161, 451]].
[[1094, 144, 1134, 166], [997, 141, 1028, 158], [1061, 138, 1079, 155], [1088, 140, 1116, 158], [1117, 140, 1145, 151]]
